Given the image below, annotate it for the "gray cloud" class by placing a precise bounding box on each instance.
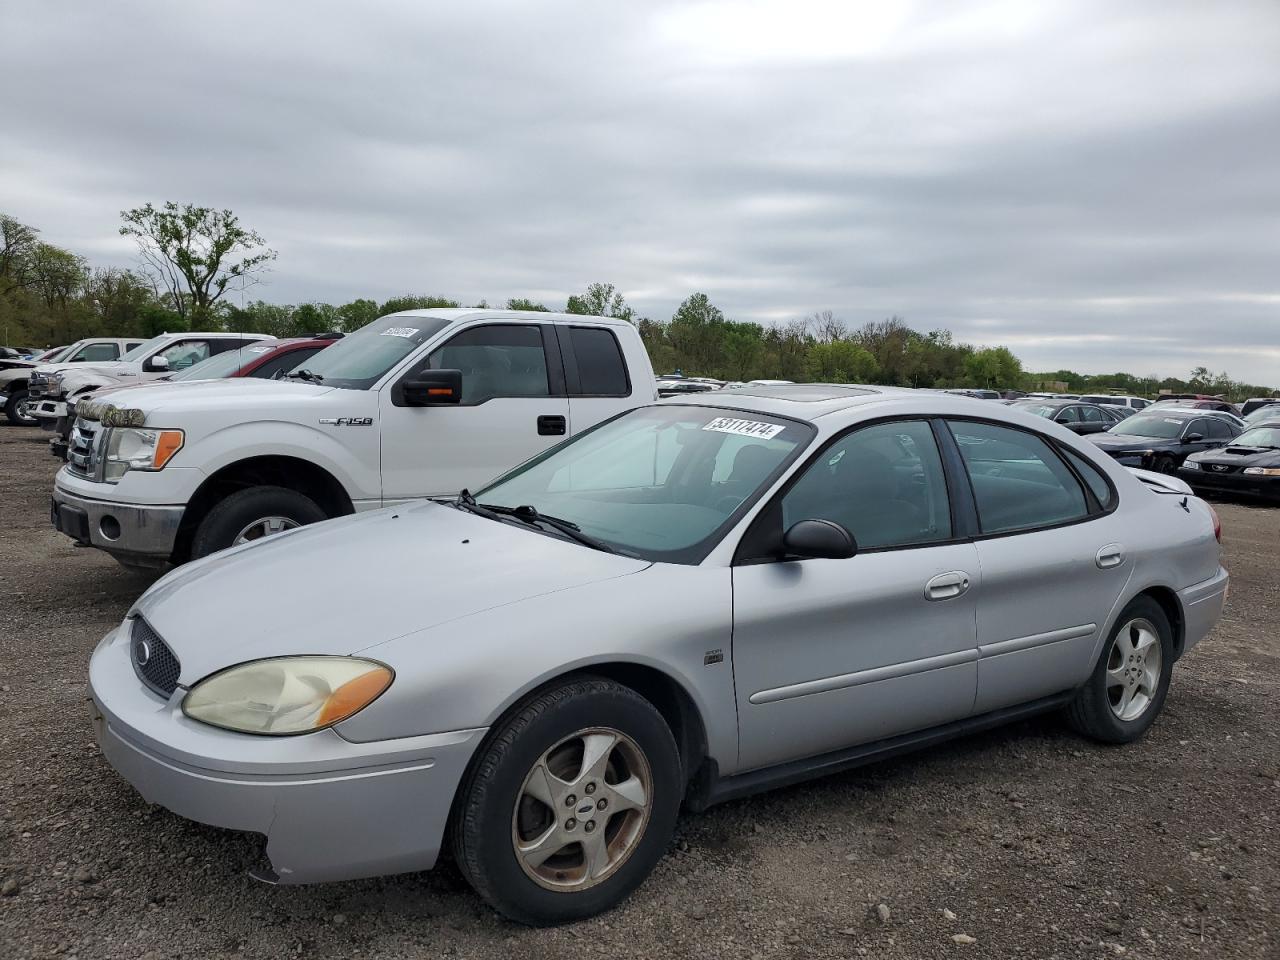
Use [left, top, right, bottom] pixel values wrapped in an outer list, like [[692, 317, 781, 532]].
[[2, 0, 1278, 381]]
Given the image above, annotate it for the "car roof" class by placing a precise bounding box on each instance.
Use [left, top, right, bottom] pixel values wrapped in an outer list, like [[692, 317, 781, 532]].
[[384, 308, 633, 328]]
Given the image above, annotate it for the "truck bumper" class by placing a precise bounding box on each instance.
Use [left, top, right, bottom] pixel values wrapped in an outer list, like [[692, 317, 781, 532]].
[[89, 624, 483, 884], [52, 480, 184, 567], [30, 397, 66, 428]]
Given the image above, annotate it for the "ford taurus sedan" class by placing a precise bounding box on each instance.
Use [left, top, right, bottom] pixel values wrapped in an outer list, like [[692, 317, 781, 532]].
[[88, 385, 1228, 924]]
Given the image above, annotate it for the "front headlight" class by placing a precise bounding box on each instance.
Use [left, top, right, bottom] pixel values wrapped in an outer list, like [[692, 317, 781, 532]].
[[103, 427, 184, 481], [1182, 461, 1201, 470], [182, 656, 394, 735], [1243, 467, 1280, 476]]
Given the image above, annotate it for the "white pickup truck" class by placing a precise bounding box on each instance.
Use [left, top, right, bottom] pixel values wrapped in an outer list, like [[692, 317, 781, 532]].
[[27, 331, 274, 441], [50, 309, 656, 568]]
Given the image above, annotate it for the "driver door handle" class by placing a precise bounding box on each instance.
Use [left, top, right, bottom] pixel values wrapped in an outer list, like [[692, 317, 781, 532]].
[[925, 571, 970, 601], [537, 415, 567, 436]]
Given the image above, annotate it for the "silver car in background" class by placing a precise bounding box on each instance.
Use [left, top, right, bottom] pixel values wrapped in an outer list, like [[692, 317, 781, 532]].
[[88, 385, 1227, 924]]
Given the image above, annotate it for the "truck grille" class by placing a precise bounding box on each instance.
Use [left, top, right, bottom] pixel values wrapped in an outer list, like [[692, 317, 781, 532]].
[[131, 618, 182, 698], [66, 418, 101, 479]]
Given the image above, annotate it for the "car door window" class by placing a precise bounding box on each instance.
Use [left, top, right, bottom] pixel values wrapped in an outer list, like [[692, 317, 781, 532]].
[[1185, 419, 1209, 441], [779, 420, 951, 550], [947, 420, 1088, 534], [1061, 447, 1115, 509], [155, 339, 211, 370], [568, 327, 629, 396], [71, 342, 120, 362], [1055, 406, 1080, 424], [1080, 405, 1104, 424], [1205, 418, 1233, 440], [427, 324, 549, 404]]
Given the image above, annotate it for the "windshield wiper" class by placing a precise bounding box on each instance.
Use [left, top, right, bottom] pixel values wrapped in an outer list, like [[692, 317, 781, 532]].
[[287, 368, 324, 383], [453, 490, 619, 554]]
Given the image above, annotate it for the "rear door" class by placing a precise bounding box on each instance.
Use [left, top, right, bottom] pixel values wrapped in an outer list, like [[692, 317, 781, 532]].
[[944, 419, 1128, 713], [378, 322, 570, 502], [556, 324, 642, 433]]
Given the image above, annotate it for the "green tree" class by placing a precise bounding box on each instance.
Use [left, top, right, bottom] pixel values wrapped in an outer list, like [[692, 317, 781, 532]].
[[378, 294, 459, 314], [805, 340, 879, 382], [565, 282, 633, 321], [336, 298, 380, 331], [962, 346, 1022, 388], [119, 202, 277, 324], [506, 297, 550, 312], [293, 302, 341, 335]]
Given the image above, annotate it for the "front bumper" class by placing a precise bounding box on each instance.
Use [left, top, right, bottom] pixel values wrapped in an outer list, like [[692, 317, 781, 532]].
[[52, 477, 184, 565], [89, 625, 485, 884], [1179, 468, 1280, 500], [30, 397, 67, 427]]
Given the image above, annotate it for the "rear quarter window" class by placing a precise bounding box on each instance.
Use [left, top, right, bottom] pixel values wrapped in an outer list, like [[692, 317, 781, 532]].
[[569, 327, 629, 396]]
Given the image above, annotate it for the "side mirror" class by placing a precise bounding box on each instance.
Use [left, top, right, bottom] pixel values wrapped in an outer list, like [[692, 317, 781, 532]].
[[782, 519, 857, 560], [1183, 433, 1204, 443], [401, 369, 462, 406], [147, 355, 170, 372]]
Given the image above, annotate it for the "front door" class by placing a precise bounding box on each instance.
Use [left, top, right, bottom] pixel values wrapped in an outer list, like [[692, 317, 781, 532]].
[[378, 323, 570, 502], [732, 419, 979, 772]]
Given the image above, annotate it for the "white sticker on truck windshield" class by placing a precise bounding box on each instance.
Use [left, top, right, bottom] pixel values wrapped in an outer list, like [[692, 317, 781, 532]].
[[380, 327, 420, 338], [702, 416, 785, 439]]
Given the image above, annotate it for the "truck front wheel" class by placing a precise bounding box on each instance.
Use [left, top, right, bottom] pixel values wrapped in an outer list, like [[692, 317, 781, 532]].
[[190, 485, 328, 560], [5, 389, 36, 426]]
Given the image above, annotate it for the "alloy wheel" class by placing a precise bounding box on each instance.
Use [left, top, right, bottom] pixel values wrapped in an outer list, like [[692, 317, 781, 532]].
[[511, 727, 653, 892], [232, 516, 300, 545], [1106, 617, 1163, 721]]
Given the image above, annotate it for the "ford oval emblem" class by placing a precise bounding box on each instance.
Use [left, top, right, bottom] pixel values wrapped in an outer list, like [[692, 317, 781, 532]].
[[134, 638, 152, 667]]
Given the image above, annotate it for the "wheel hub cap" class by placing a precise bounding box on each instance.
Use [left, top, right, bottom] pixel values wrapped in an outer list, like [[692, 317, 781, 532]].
[[232, 516, 300, 545], [1106, 618, 1162, 721], [511, 726, 653, 892]]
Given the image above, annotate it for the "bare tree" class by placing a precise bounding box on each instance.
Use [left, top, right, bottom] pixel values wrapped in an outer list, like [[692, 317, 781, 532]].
[[0, 213, 39, 296], [119, 202, 277, 322]]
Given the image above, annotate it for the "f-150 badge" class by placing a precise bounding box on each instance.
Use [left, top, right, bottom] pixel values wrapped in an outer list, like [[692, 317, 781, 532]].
[[319, 417, 374, 426]]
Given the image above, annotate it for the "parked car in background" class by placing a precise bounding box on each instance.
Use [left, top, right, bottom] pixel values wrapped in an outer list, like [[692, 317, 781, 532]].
[[1089, 409, 1241, 472], [1240, 397, 1280, 417], [48, 336, 343, 458], [1099, 404, 1136, 420], [1180, 419, 1280, 501], [87, 385, 1226, 924], [1009, 398, 1115, 434], [1244, 404, 1280, 427], [1153, 395, 1239, 414], [1157, 406, 1245, 430], [50, 310, 655, 569], [0, 337, 147, 425], [27, 332, 273, 434], [1079, 394, 1151, 411], [944, 388, 1002, 400]]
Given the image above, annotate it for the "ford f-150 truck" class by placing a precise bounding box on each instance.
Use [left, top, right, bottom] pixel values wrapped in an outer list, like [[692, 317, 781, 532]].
[[50, 309, 656, 568]]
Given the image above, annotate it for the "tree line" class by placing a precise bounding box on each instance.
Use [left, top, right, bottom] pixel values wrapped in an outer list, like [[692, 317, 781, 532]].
[[1, 206, 1271, 399]]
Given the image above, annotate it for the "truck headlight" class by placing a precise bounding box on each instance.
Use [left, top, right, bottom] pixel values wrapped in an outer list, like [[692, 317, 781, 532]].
[[182, 656, 394, 735], [103, 427, 184, 481], [1243, 467, 1280, 476]]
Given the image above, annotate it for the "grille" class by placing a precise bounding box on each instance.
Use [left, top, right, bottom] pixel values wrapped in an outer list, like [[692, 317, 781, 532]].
[[131, 618, 181, 698], [1206, 463, 1239, 474], [66, 418, 100, 479], [28, 375, 48, 399]]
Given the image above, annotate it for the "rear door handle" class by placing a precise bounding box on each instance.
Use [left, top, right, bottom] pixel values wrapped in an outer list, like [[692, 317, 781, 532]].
[[537, 414, 567, 436], [925, 571, 971, 601], [1096, 544, 1125, 569]]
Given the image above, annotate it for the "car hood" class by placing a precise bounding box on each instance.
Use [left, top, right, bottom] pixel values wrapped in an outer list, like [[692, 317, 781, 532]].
[[133, 501, 651, 683], [35, 360, 132, 377], [1188, 445, 1280, 467], [80, 377, 337, 420], [1088, 433, 1180, 453]]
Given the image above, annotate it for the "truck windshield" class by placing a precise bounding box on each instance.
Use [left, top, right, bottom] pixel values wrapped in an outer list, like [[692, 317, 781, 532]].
[[120, 335, 168, 362], [475, 405, 813, 564], [283, 315, 450, 389]]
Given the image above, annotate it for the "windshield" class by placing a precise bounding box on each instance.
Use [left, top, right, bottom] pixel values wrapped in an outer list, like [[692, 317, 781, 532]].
[[1245, 405, 1280, 424], [476, 405, 813, 563], [286, 314, 450, 389], [1011, 401, 1058, 418], [41, 343, 79, 362], [1108, 414, 1188, 439], [1233, 426, 1280, 447], [167, 346, 269, 382], [120, 335, 168, 362]]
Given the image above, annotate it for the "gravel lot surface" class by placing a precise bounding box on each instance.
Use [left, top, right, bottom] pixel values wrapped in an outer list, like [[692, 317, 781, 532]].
[[1, 425, 1277, 959]]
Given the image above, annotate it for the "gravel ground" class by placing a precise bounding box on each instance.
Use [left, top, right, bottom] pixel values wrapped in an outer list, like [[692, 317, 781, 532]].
[[1, 425, 1277, 959]]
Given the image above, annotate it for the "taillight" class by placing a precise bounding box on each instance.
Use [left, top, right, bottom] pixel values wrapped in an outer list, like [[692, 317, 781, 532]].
[[1208, 503, 1222, 543]]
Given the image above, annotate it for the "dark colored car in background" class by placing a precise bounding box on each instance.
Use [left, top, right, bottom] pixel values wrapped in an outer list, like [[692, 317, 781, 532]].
[[1089, 409, 1241, 473], [1240, 397, 1280, 417], [1009, 398, 1116, 434], [1180, 420, 1280, 501]]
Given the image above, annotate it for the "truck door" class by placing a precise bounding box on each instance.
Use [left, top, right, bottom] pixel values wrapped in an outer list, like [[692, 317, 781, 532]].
[[377, 323, 571, 503], [555, 324, 643, 432]]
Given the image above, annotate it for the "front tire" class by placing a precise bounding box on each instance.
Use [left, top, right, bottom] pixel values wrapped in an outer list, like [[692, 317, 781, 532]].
[[5, 389, 35, 426], [190, 485, 327, 560], [1066, 597, 1174, 743], [452, 677, 682, 925]]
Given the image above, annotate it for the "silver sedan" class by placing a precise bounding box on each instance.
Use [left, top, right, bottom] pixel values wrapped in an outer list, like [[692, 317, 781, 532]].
[[88, 385, 1228, 924]]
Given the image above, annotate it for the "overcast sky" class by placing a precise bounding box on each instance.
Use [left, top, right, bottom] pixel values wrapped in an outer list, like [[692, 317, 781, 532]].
[[3, 0, 1278, 381]]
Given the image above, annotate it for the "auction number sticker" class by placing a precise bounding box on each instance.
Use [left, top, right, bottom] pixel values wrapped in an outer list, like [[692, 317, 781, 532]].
[[380, 326, 420, 338], [702, 416, 785, 439]]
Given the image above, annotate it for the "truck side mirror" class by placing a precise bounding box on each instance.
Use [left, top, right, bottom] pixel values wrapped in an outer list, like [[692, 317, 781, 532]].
[[400, 369, 463, 406], [146, 355, 170, 372]]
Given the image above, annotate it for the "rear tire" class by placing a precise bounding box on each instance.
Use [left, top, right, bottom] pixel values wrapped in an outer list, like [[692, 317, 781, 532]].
[[1066, 596, 1174, 744], [452, 677, 682, 925], [190, 485, 327, 560], [5, 389, 35, 426]]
